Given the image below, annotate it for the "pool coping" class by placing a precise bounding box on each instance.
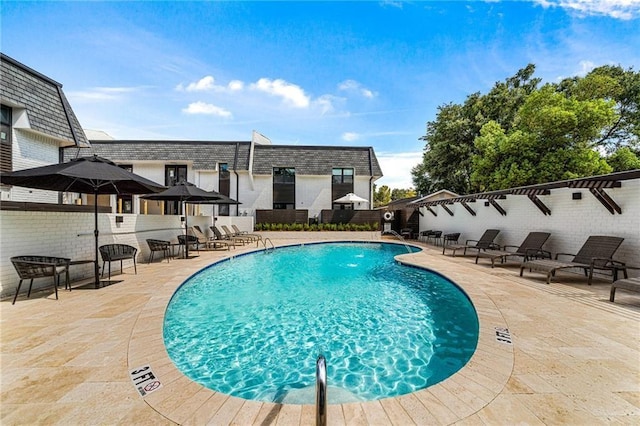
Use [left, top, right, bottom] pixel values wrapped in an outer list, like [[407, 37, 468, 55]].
[[127, 240, 513, 424]]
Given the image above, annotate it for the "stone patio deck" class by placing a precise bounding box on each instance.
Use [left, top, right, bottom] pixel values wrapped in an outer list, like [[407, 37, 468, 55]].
[[1, 234, 639, 425]]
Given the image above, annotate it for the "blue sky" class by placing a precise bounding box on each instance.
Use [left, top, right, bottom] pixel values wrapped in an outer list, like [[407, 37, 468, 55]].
[[2, 1, 639, 189]]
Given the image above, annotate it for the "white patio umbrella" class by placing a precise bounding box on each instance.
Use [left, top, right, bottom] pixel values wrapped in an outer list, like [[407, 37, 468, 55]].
[[333, 192, 369, 204]]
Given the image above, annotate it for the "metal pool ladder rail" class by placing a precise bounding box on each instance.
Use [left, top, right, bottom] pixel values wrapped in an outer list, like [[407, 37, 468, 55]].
[[316, 354, 327, 426], [261, 237, 275, 252]]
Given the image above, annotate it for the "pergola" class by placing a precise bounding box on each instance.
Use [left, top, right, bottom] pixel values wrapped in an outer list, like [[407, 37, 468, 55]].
[[411, 169, 640, 217]]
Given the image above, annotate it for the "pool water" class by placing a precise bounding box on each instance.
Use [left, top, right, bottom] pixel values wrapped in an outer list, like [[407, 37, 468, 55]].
[[163, 242, 479, 404]]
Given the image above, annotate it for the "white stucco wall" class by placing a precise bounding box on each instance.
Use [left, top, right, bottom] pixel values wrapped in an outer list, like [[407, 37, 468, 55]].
[[418, 179, 640, 267]]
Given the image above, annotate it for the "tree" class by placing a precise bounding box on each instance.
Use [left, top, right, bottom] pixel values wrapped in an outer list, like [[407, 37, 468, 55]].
[[391, 188, 416, 200], [471, 85, 615, 190], [607, 147, 640, 171], [412, 64, 541, 194], [373, 185, 391, 207], [556, 65, 639, 152]]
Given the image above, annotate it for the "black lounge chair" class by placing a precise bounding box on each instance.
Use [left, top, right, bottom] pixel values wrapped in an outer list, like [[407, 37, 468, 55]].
[[610, 276, 640, 302], [475, 232, 551, 268], [443, 229, 500, 256], [520, 235, 624, 285], [441, 233, 461, 254]]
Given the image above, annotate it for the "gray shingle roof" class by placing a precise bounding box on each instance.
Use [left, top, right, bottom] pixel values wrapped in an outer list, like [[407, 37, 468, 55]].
[[77, 140, 251, 170], [75, 141, 383, 177], [0, 53, 89, 146], [253, 145, 382, 177]]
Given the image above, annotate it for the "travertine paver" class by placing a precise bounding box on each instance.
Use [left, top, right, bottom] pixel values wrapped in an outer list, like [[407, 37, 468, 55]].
[[1, 234, 639, 425]]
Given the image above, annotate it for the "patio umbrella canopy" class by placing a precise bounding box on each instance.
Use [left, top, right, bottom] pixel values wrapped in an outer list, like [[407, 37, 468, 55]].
[[0, 155, 166, 288], [141, 181, 239, 258], [333, 192, 369, 204]]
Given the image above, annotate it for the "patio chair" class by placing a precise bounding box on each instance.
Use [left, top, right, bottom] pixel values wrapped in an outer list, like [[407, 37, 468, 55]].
[[177, 234, 200, 257], [222, 225, 254, 244], [441, 233, 461, 254], [520, 235, 625, 285], [443, 229, 500, 257], [233, 224, 262, 243], [475, 232, 551, 268], [188, 226, 231, 251], [10, 256, 71, 304], [146, 239, 172, 263], [99, 244, 137, 280], [426, 230, 442, 245]]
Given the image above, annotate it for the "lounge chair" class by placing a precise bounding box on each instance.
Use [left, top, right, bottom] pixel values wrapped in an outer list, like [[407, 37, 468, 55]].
[[210, 225, 245, 247], [610, 277, 640, 302], [222, 225, 254, 244], [443, 229, 500, 257], [231, 224, 262, 243], [475, 232, 551, 268], [188, 226, 231, 251], [520, 235, 624, 284]]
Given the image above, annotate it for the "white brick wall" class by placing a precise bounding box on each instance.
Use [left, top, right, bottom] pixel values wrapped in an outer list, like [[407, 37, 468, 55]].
[[418, 179, 640, 266], [0, 212, 227, 298]]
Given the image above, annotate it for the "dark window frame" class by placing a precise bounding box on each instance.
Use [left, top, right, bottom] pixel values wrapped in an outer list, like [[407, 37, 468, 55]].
[[1, 104, 12, 173], [164, 165, 188, 215], [273, 167, 295, 209]]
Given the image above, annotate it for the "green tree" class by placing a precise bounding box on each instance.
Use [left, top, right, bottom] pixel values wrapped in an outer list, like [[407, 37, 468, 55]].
[[471, 85, 615, 190], [373, 185, 391, 207], [556, 65, 639, 152], [412, 64, 541, 194], [391, 188, 416, 200], [607, 147, 640, 171]]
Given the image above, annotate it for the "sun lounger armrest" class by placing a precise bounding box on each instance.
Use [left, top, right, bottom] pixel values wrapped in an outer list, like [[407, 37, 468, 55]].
[[524, 248, 551, 260], [590, 257, 624, 268], [502, 245, 519, 252], [465, 239, 479, 245], [555, 252, 576, 260], [488, 242, 501, 250]]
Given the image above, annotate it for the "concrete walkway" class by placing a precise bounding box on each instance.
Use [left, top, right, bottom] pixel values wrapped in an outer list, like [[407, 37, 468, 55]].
[[1, 233, 638, 425]]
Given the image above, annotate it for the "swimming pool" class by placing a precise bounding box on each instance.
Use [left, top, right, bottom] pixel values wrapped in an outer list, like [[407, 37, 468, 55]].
[[163, 242, 479, 404]]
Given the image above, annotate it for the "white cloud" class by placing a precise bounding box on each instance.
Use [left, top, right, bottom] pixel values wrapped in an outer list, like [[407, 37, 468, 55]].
[[578, 60, 596, 76], [68, 86, 143, 102], [182, 101, 232, 118], [176, 76, 245, 92], [250, 78, 310, 108], [534, 0, 640, 20], [375, 151, 422, 189], [342, 132, 361, 142], [338, 79, 377, 98]]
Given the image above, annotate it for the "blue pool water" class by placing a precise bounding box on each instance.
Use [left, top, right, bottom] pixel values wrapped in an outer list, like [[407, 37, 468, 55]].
[[163, 242, 479, 404]]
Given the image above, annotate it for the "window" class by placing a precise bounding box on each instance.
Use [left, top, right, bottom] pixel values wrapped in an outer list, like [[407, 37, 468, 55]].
[[332, 168, 353, 184], [117, 165, 133, 213], [332, 168, 354, 209], [164, 165, 187, 215], [218, 163, 230, 216], [1, 105, 12, 173], [273, 167, 295, 209]]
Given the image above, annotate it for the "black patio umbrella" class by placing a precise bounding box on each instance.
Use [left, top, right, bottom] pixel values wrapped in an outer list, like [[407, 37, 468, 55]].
[[141, 181, 239, 258], [0, 155, 166, 288]]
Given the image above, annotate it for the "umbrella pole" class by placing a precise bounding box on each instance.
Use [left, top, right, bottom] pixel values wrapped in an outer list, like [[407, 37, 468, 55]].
[[94, 192, 100, 289], [184, 201, 189, 259]]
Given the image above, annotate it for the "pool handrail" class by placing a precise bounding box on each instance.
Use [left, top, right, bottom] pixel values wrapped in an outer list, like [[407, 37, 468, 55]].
[[316, 354, 327, 426], [261, 237, 275, 252]]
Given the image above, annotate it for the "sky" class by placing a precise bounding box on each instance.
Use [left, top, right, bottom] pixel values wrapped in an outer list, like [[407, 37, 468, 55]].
[[2, 1, 640, 189]]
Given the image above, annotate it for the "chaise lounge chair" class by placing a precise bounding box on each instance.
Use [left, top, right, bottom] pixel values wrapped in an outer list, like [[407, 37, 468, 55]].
[[475, 232, 551, 268], [231, 224, 262, 243], [222, 225, 254, 245], [442, 229, 500, 257], [610, 276, 640, 302], [210, 225, 246, 247], [188, 226, 231, 251], [520, 235, 624, 284]]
